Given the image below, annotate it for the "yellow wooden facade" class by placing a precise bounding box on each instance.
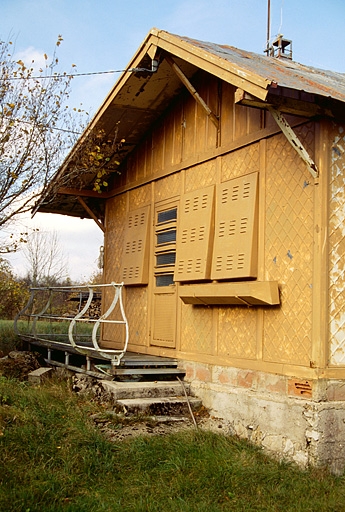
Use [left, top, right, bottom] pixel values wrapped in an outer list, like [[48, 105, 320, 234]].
[[97, 69, 343, 382], [36, 29, 345, 385]]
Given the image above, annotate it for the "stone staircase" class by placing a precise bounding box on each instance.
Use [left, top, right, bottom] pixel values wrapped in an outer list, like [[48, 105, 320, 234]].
[[101, 379, 202, 416], [97, 353, 202, 417]]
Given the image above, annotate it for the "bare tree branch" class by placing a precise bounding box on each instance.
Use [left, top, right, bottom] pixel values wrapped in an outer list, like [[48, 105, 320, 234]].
[[22, 229, 69, 286], [0, 36, 83, 250]]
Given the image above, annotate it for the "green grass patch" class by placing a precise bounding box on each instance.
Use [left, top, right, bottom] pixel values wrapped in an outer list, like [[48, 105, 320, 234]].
[[0, 320, 23, 355], [0, 376, 344, 511], [13, 318, 95, 344]]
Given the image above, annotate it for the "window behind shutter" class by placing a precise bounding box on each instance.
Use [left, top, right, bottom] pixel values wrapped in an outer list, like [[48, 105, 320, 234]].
[[174, 185, 215, 282], [211, 172, 259, 280], [121, 205, 150, 285]]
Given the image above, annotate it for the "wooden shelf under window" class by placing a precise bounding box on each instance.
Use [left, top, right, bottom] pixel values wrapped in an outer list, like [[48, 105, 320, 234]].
[[178, 281, 280, 306]]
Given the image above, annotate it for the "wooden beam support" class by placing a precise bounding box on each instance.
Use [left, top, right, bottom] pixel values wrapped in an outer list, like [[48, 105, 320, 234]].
[[235, 88, 333, 119], [77, 196, 105, 232], [57, 187, 110, 199], [267, 106, 319, 179], [235, 89, 319, 178], [165, 54, 219, 130]]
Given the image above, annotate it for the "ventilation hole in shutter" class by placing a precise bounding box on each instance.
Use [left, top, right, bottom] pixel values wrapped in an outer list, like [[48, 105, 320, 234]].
[[199, 226, 205, 240], [215, 256, 222, 271], [219, 221, 226, 237], [232, 185, 240, 201], [195, 259, 202, 272], [181, 230, 188, 243], [243, 182, 251, 199], [229, 220, 236, 236], [226, 255, 234, 271], [177, 260, 185, 274], [240, 218, 248, 234], [237, 254, 245, 269], [221, 188, 228, 204]]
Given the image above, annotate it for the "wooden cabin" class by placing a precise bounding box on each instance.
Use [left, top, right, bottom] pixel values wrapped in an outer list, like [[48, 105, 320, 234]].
[[36, 29, 345, 472]]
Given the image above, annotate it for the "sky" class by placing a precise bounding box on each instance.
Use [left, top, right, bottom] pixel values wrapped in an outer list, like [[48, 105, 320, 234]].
[[2, 0, 345, 281]]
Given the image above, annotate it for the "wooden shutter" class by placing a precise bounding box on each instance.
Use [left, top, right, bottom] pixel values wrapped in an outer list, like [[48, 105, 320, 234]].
[[174, 185, 215, 281], [121, 205, 150, 285], [211, 172, 259, 280]]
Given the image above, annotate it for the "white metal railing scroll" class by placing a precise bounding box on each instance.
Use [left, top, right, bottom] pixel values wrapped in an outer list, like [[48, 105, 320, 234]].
[[14, 282, 128, 367]]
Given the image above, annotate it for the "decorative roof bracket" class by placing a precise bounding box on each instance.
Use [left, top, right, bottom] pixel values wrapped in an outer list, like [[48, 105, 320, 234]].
[[165, 54, 219, 130], [267, 106, 319, 179]]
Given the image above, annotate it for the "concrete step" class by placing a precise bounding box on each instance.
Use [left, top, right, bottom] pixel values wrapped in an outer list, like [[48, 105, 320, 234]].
[[112, 367, 186, 377], [115, 396, 202, 416], [120, 354, 180, 367], [102, 380, 190, 400]]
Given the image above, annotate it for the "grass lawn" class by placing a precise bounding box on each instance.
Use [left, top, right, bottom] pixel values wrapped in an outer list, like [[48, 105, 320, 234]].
[[0, 320, 23, 355], [0, 376, 345, 511]]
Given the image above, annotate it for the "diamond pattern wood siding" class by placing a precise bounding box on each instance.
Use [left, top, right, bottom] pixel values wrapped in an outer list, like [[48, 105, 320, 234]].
[[211, 172, 259, 280], [185, 161, 217, 193], [154, 173, 182, 202], [104, 195, 127, 283], [125, 286, 148, 348], [180, 303, 214, 354], [263, 128, 314, 365], [174, 185, 215, 281], [329, 124, 345, 365], [129, 184, 151, 209], [221, 143, 260, 182], [121, 205, 150, 285], [218, 307, 257, 359], [102, 195, 127, 343]]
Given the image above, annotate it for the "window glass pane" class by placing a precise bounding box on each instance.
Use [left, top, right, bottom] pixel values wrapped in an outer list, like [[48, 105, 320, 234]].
[[156, 253, 176, 266], [156, 274, 174, 287], [157, 230, 176, 245], [157, 208, 177, 224]]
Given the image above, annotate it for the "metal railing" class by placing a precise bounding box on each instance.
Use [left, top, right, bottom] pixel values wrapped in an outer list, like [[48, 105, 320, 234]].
[[14, 282, 129, 367]]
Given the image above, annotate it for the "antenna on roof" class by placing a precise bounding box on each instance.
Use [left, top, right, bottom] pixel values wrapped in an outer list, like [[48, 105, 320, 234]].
[[264, 0, 271, 56], [264, 0, 293, 59]]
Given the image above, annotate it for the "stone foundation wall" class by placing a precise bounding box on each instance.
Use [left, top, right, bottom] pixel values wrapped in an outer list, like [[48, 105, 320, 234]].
[[183, 361, 345, 474]]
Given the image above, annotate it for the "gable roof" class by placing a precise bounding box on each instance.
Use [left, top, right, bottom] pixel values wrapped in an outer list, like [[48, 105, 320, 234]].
[[36, 28, 345, 219]]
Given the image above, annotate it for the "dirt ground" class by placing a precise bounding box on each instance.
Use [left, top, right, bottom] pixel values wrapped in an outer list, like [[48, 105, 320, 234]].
[[90, 411, 229, 441]]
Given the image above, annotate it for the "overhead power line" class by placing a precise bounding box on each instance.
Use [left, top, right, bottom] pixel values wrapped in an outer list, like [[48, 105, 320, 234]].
[[6, 66, 156, 81], [0, 114, 82, 135]]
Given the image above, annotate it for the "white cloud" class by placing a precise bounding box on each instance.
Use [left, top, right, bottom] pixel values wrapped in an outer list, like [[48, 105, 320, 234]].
[[15, 46, 49, 73]]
